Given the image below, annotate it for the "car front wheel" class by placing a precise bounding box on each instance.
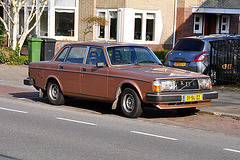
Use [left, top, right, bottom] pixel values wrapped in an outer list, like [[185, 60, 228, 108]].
[[120, 88, 143, 118], [47, 81, 65, 105]]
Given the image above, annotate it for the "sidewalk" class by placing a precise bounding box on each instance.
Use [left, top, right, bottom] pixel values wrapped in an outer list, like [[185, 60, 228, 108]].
[[0, 64, 240, 118]]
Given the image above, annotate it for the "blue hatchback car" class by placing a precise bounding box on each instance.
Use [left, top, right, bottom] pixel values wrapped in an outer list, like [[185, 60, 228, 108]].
[[165, 35, 240, 84]]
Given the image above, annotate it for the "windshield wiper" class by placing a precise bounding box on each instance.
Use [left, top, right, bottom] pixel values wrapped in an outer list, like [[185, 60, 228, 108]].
[[139, 60, 156, 63], [113, 61, 131, 65]]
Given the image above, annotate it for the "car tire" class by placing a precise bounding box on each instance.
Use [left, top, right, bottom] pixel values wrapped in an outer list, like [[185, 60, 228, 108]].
[[47, 81, 65, 105], [120, 88, 143, 118], [176, 107, 196, 115]]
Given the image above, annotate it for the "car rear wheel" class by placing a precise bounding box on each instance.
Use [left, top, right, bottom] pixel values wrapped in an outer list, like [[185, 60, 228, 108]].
[[47, 81, 65, 105], [120, 88, 143, 118]]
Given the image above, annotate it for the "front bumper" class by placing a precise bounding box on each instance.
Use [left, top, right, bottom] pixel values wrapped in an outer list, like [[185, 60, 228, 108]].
[[24, 77, 35, 85], [146, 90, 218, 103]]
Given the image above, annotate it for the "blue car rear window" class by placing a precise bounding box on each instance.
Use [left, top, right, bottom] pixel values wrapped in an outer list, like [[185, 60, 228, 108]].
[[173, 39, 204, 51]]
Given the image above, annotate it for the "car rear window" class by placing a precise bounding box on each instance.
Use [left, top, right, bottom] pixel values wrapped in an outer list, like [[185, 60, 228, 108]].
[[173, 39, 204, 51]]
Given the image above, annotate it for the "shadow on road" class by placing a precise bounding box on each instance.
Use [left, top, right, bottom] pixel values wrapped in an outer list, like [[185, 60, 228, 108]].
[[9, 91, 197, 118]]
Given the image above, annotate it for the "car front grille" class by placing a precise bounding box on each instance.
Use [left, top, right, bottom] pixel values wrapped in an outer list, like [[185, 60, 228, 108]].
[[176, 79, 199, 91]]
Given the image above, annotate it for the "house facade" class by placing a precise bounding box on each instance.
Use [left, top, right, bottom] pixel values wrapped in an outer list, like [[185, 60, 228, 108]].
[[176, 0, 240, 43], [5, 0, 240, 51]]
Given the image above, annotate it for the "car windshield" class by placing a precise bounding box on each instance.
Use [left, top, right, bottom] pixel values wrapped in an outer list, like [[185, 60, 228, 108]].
[[106, 46, 161, 65], [173, 39, 204, 51]]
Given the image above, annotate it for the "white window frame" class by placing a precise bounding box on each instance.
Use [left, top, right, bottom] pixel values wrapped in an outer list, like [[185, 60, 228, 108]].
[[53, 2, 78, 41], [98, 8, 162, 44], [96, 9, 118, 42], [133, 10, 160, 44], [193, 14, 203, 33], [221, 15, 230, 34], [17, 0, 79, 41]]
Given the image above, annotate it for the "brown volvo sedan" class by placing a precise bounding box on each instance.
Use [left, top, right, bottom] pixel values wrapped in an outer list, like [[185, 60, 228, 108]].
[[24, 42, 218, 118]]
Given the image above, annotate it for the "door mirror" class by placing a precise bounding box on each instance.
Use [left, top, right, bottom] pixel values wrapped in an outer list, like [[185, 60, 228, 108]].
[[96, 62, 107, 68]]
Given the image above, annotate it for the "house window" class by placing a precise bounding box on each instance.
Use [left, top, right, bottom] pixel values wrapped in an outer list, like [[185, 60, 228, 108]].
[[97, 9, 117, 41], [134, 14, 142, 40], [146, 13, 155, 41], [40, 11, 48, 36], [221, 15, 230, 34], [55, 10, 75, 37], [53, 0, 78, 40], [133, 12, 156, 42], [55, 0, 76, 7], [194, 14, 203, 33], [109, 11, 117, 40], [19, 10, 24, 35], [17, 0, 78, 40], [98, 12, 105, 38]]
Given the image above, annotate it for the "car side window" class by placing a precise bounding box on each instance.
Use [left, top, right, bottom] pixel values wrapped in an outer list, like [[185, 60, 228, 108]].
[[55, 47, 69, 62], [86, 47, 106, 65], [66, 46, 87, 64]]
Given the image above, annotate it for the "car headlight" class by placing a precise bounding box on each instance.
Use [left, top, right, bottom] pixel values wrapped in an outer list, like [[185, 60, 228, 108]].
[[198, 78, 212, 90], [153, 80, 177, 92]]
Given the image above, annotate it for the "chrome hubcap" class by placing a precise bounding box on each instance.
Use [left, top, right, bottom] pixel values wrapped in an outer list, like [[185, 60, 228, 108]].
[[49, 84, 59, 101], [123, 93, 135, 113]]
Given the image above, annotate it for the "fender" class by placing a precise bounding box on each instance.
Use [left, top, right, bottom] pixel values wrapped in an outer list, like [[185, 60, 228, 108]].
[[111, 80, 143, 110], [44, 75, 64, 93]]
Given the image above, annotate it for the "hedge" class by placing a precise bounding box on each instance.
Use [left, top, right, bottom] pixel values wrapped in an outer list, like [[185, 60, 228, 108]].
[[153, 50, 170, 63]]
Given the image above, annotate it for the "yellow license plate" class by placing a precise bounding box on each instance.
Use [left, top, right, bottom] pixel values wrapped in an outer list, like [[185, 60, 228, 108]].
[[174, 62, 186, 66], [182, 94, 203, 102]]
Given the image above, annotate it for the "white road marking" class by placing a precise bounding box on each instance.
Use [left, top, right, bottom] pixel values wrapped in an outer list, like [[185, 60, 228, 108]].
[[0, 107, 28, 114], [224, 148, 240, 153], [56, 117, 97, 126], [130, 131, 178, 141]]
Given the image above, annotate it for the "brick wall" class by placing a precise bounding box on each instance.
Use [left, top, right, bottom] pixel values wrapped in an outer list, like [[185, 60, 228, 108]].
[[230, 15, 239, 35], [176, 8, 195, 42], [78, 0, 96, 42], [147, 44, 172, 51]]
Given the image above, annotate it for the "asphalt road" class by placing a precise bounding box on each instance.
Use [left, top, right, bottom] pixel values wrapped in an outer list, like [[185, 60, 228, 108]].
[[0, 96, 239, 160]]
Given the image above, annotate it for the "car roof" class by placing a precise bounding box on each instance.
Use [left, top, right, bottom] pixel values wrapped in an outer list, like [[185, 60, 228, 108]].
[[180, 35, 240, 41], [62, 42, 146, 48]]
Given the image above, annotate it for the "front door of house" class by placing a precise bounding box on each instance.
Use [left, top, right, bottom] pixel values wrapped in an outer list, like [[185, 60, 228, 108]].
[[204, 15, 217, 35]]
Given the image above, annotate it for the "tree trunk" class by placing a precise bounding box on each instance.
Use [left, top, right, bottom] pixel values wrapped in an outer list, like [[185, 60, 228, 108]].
[[12, 13, 18, 53], [18, 30, 29, 52]]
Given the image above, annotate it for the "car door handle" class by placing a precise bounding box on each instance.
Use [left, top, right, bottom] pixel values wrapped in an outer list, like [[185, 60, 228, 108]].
[[82, 68, 86, 71], [59, 66, 64, 69]]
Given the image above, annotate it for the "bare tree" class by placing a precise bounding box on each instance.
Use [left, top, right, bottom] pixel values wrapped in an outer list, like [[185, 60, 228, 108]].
[[0, 0, 48, 55]]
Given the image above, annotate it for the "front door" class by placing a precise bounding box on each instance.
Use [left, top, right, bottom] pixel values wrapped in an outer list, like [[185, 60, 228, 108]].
[[81, 47, 108, 98], [204, 15, 217, 35]]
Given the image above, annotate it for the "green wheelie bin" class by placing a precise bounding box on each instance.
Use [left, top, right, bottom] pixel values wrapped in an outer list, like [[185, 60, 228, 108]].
[[28, 38, 43, 63]]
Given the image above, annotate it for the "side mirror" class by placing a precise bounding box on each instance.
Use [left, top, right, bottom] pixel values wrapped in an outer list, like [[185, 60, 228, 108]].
[[96, 62, 107, 68]]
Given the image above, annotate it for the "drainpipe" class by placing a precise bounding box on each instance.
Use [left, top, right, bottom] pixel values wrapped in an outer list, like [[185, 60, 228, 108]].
[[173, 0, 178, 47]]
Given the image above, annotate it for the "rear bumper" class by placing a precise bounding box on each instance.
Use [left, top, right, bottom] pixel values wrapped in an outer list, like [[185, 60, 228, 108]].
[[165, 61, 207, 73], [24, 77, 35, 85], [146, 90, 218, 103]]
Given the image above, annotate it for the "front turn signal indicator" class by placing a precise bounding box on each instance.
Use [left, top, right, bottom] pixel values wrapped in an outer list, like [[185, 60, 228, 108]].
[[153, 81, 161, 92]]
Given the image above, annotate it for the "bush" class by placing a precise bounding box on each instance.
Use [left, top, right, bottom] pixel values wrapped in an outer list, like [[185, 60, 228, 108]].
[[0, 46, 27, 65], [0, 21, 6, 44], [153, 50, 170, 63]]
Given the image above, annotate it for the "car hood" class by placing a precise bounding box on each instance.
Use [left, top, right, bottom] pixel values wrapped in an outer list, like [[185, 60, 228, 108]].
[[114, 65, 208, 79]]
